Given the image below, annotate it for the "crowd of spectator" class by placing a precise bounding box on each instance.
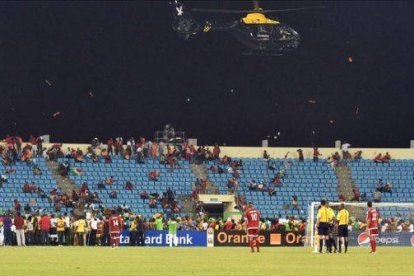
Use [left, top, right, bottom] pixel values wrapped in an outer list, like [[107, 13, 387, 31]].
[[0, 207, 309, 247], [1, 135, 409, 248], [373, 152, 392, 164], [350, 215, 414, 234]]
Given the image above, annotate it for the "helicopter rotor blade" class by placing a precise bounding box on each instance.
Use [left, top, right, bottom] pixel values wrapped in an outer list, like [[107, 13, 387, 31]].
[[191, 8, 254, 14], [191, 6, 324, 14], [259, 6, 325, 13]]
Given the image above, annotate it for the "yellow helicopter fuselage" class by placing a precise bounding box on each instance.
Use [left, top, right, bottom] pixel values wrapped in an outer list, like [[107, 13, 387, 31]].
[[241, 13, 279, 24]]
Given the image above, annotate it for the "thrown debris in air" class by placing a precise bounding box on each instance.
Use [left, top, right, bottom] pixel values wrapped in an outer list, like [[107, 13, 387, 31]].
[[45, 79, 52, 86], [52, 112, 61, 117], [308, 100, 317, 104]]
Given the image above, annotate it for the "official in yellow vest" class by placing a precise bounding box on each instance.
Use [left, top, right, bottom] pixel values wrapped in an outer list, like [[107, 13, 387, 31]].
[[316, 200, 334, 253], [56, 215, 66, 246], [75, 217, 87, 246], [336, 203, 350, 253]]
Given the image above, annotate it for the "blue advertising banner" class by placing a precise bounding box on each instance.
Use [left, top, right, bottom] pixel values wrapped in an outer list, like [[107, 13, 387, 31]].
[[120, 230, 207, 247], [348, 231, 414, 247]]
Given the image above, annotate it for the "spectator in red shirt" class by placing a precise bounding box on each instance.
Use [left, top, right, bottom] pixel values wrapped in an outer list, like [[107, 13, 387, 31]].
[[40, 214, 51, 245], [353, 150, 362, 160], [313, 147, 320, 162], [381, 152, 391, 163], [223, 218, 234, 231], [212, 143, 221, 160], [23, 181, 31, 193], [13, 212, 26, 246], [351, 188, 360, 201], [125, 181, 133, 191], [271, 174, 282, 185], [299, 219, 306, 231], [14, 199, 21, 212], [374, 153, 383, 163], [271, 219, 282, 231], [149, 170, 160, 181], [297, 149, 304, 162]]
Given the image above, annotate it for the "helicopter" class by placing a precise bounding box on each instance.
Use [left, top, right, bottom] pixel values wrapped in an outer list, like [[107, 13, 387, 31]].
[[170, 0, 321, 56]]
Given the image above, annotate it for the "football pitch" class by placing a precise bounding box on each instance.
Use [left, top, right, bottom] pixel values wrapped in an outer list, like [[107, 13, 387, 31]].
[[1, 247, 413, 275]]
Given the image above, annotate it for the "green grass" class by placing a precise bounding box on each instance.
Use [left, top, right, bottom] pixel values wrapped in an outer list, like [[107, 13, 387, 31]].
[[1, 247, 414, 275]]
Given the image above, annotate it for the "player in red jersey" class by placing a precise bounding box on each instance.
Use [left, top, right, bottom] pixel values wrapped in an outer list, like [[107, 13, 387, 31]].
[[108, 210, 123, 248], [366, 201, 379, 254], [244, 203, 261, 253]]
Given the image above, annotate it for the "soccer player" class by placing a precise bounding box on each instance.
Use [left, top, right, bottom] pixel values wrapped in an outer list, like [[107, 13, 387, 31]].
[[336, 203, 349, 253], [316, 200, 334, 253], [108, 210, 123, 248], [168, 217, 178, 247], [244, 202, 261, 253], [366, 201, 379, 254]]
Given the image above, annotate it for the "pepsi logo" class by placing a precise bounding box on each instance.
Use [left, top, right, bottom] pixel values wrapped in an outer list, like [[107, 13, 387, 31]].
[[411, 235, 414, 247], [358, 232, 370, 246]]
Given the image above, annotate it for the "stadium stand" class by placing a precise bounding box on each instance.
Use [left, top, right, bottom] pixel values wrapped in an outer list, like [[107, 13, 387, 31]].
[[349, 159, 414, 219], [0, 157, 67, 213], [207, 158, 338, 218], [1, 139, 413, 223], [60, 156, 195, 218]]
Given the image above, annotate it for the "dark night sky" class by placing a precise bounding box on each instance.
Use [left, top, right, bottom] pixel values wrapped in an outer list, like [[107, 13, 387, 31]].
[[0, 1, 413, 147]]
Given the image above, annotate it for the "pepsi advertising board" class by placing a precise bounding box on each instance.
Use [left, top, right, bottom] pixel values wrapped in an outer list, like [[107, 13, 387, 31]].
[[350, 232, 414, 247], [120, 230, 207, 247]]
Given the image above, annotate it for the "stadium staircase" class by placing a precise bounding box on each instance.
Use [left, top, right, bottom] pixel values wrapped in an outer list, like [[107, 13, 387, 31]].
[[168, 163, 221, 217], [335, 163, 357, 201], [46, 160, 84, 215], [176, 194, 195, 216], [190, 163, 220, 194], [334, 162, 365, 220], [46, 161, 79, 195]]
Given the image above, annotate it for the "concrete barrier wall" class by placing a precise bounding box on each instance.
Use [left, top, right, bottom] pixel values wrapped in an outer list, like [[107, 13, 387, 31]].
[[5, 142, 414, 160]]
